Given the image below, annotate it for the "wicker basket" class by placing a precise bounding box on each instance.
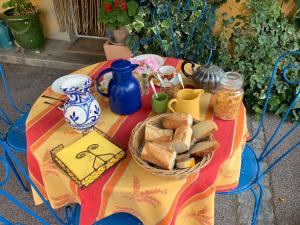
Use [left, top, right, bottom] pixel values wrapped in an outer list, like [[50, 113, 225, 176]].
[[129, 113, 214, 179]]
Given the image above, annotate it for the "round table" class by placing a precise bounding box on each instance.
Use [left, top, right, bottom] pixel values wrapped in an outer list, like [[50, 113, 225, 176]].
[[26, 58, 248, 225]]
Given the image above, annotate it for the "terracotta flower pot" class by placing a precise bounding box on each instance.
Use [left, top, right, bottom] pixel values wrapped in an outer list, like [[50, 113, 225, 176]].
[[112, 26, 129, 44]]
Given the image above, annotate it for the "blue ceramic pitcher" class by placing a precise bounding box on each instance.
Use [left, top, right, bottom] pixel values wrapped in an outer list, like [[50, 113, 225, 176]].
[[96, 59, 142, 115]]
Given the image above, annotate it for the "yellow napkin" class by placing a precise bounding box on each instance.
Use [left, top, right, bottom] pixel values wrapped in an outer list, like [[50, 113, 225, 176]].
[[51, 130, 125, 187]]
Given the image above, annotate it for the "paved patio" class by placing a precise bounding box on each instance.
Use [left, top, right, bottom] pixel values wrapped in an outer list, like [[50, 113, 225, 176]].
[[0, 63, 299, 225]]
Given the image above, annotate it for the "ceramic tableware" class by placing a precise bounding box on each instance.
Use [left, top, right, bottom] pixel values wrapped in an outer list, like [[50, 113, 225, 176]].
[[159, 65, 176, 81], [181, 61, 225, 93], [168, 89, 204, 120], [152, 92, 169, 114], [0, 20, 14, 49], [132, 54, 164, 67], [62, 76, 101, 131], [96, 59, 142, 115], [97, 72, 113, 93], [51, 74, 90, 95]]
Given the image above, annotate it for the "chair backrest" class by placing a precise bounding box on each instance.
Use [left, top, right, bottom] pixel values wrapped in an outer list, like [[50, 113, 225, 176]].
[[0, 139, 79, 225], [0, 64, 31, 138], [0, 64, 20, 114], [247, 50, 300, 179], [128, 0, 216, 64]]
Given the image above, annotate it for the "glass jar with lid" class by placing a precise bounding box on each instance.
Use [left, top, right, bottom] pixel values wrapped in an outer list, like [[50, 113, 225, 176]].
[[214, 72, 244, 120]]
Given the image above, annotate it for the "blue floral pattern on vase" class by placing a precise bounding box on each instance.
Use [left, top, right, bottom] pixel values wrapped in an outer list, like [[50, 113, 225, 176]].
[[62, 76, 101, 131]]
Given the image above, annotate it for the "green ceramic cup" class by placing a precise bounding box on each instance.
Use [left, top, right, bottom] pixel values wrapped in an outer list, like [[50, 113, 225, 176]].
[[152, 92, 169, 114]]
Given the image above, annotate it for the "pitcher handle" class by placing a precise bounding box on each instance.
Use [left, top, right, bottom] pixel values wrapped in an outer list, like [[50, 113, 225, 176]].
[[96, 68, 112, 97], [168, 99, 178, 113]]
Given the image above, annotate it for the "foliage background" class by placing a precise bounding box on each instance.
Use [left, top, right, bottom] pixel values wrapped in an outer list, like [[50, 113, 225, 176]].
[[216, 0, 300, 122], [127, 0, 300, 122], [126, 0, 224, 64]]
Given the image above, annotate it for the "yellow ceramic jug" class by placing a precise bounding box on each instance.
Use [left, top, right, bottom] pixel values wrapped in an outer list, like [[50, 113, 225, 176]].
[[168, 89, 204, 120]]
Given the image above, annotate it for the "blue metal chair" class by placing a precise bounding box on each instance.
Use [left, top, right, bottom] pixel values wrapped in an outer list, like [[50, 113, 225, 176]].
[[0, 64, 31, 192], [93, 212, 143, 225], [0, 139, 80, 225], [218, 50, 300, 225]]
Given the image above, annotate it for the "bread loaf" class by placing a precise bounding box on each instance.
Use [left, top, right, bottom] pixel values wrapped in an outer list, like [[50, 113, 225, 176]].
[[175, 158, 195, 169], [192, 120, 218, 142], [140, 142, 177, 170], [162, 113, 193, 129], [175, 152, 191, 162], [190, 141, 220, 157], [172, 125, 193, 153], [145, 124, 173, 143]]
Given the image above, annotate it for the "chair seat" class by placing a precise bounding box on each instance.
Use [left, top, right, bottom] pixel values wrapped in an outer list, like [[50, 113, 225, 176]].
[[95, 212, 142, 225], [219, 144, 259, 194], [6, 113, 28, 152]]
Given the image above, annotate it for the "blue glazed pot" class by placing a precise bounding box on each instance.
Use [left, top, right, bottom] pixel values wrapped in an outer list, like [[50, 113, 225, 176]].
[[96, 59, 142, 115], [0, 20, 14, 49], [62, 76, 101, 131]]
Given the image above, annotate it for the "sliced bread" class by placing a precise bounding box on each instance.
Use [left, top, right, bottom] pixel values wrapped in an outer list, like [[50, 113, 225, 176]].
[[144, 124, 173, 143], [175, 158, 195, 169], [172, 125, 193, 153], [140, 142, 177, 170], [192, 120, 218, 142], [190, 141, 220, 157], [161, 113, 193, 129], [175, 152, 191, 163]]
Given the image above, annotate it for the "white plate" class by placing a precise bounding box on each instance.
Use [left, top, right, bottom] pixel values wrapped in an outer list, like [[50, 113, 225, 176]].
[[51, 74, 90, 94], [132, 54, 164, 67], [153, 73, 181, 87]]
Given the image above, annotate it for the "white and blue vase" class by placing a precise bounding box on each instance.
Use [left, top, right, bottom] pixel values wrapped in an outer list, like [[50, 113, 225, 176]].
[[62, 76, 101, 131]]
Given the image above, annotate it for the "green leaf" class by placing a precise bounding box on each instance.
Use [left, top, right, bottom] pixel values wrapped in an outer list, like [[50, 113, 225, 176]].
[[117, 11, 130, 25], [275, 104, 289, 115], [133, 20, 144, 32], [161, 19, 170, 29], [293, 99, 300, 109], [2, 2, 9, 9], [268, 97, 281, 111], [127, 1, 138, 17]]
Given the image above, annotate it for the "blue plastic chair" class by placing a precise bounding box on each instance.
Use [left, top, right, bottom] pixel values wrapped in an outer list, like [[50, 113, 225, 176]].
[[0, 139, 81, 225], [93, 212, 143, 225], [0, 64, 31, 191], [218, 50, 300, 225]]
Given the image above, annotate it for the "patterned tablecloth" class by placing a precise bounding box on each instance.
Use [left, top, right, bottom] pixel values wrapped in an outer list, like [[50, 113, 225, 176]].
[[26, 58, 248, 225]]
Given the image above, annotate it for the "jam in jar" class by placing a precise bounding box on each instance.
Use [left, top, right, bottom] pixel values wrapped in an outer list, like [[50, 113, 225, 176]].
[[214, 72, 244, 120]]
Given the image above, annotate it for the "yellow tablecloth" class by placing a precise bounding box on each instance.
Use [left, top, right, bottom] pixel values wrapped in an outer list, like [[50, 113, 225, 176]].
[[26, 58, 247, 225]]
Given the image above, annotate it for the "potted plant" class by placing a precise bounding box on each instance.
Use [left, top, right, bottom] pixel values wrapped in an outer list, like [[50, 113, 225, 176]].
[[1, 0, 44, 53], [98, 0, 138, 44]]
